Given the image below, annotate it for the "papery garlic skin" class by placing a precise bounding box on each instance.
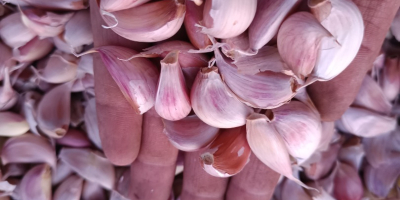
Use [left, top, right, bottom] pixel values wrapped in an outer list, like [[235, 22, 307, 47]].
[[191, 67, 253, 128], [201, 0, 257, 39]]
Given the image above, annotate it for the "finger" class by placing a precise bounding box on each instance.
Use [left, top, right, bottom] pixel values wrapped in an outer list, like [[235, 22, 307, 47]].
[[307, 0, 400, 121], [90, 0, 147, 165], [129, 108, 179, 200], [180, 151, 228, 200], [225, 154, 280, 200]]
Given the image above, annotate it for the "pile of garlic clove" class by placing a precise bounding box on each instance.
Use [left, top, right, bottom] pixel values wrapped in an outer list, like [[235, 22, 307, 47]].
[[0, 0, 399, 199]]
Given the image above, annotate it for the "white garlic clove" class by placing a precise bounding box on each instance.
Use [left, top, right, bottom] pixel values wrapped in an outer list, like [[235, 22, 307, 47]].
[[84, 98, 102, 149], [52, 160, 74, 185], [339, 137, 365, 171], [55, 128, 92, 148], [304, 142, 340, 180], [380, 56, 400, 101], [53, 175, 83, 200], [0, 112, 29, 137], [100, 0, 150, 12], [364, 161, 400, 198], [0, 12, 37, 48], [12, 37, 53, 63], [63, 10, 93, 52], [184, 0, 212, 49], [155, 51, 191, 121], [19, 164, 51, 200], [333, 162, 364, 200], [191, 67, 253, 128], [82, 181, 106, 200]]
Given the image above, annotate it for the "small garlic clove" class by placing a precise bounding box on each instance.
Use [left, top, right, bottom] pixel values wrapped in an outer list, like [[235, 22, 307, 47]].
[[220, 32, 251, 61], [19, 164, 51, 200], [20, 8, 74, 38], [163, 115, 219, 151], [364, 161, 400, 198], [101, 0, 185, 42], [191, 67, 253, 128], [200, 126, 251, 178], [37, 81, 72, 138], [0, 12, 37, 48], [280, 179, 312, 200], [391, 9, 400, 41], [333, 162, 363, 200], [52, 160, 73, 186], [248, 0, 299, 52], [2, 164, 28, 180], [277, 12, 337, 79], [100, 0, 150, 12], [339, 137, 365, 171], [21, 91, 41, 135], [363, 132, 398, 168], [1, 134, 56, 168], [59, 148, 115, 190], [184, 0, 212, 49], [246, 113, 311, 189], [353, 75, 392, 114], [63, 10, 93, 51], [93, 46, 159, 114], [84, 98, 102, 149], [380, 56, 400, 101], [155, 51, 191, 121], [0, 112, 29, 137], [53, 175, 83, 200], [317, 121, 335, 151], [309, 0, 364, 81], [12, 37, 53, 63], [201, 0, 257, 39], [215, 48, 297, 109], [55, 128, 92, 148], [272, 101, 322, 161], [82, 181, 106, 200], [7, 0, 88, 10], [336, 107, 396, 138], [0, 67, 18, 111], [304, 142, 340, 180]]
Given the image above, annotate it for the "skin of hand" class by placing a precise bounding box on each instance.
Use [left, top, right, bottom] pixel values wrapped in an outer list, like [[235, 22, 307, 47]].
[[90, 0, 400, 199]]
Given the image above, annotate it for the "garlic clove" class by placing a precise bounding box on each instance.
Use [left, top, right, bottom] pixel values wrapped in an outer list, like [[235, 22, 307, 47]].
[[0, 112, 29, 137], [184, 0, 212, 49], [220, 32, 252, 61], [363, 132, 398, 168], [63, 10, 93, 52], [380, 56, 400, 101], [0, 67, 18, 111], [53, 175, 83, 200], [339, 137, 365, 171], [215, 48, 297, 109], [364, 161, 400, 198], [0, 12, 37, 48], [277, 12, 337, 79], [200, 126, 251, 178], [392, 9, 400, 41], [246, 113, 311, 189], [280, 178, 312, 200], [317, 121, 335, 151], [333, 162, 363, 200], [92, 46, 159, 114], [21, 91, 41, 135], [32, 51, 78, 84], [272, 101, 322, 161], [55, 128, 92, 148], [248, 0, 299, 52], [337, 107, 396, 138], [310, 0, 364, 81], [82, 181, 106, 200], [155, 51, 191, 121], [201, 0, 257, 39], [12, 37, 53, 63], [19, 164, 51, 200], [191, 67, 253, 128], [1, 134, 56, 168], [84, 98, 102, 149], [6, 0, 88, 10], [353, 75, 392, 114], [52, 160, 73, 186], [100, 0, 150, 13], [37, 81, 72, 138], [304, 142, 340, 180], [101, 0, 186, 42], [163, 115, 219, 151], [59, 148, 115, 190], [20, 8, 74, 39]]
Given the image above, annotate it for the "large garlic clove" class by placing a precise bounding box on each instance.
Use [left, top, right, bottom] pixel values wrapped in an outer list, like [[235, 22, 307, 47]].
[[246, 113, 310, 189], [37, 81, 72, 138], [220, 32, 251, 61], [191, 67, 253, 128], [280, 178, 312, 200], [20, 8, 74, 39], [333, 162, 364, 200], [32, 51, 78, 84], [1, 134, 56, 168], [309, 0, 364, 81], [380, 56, 400, 101], [200, 126, 251, 177], [392, 9, 400, 41], [100, 0, 150, 12], [155, 51, 191, 121], [55, 128, 92, 148], [184, 0, 212, 49], [52, 160, 73, 185], [336, 107, 396, 138], [12, 37, 53, 63], [339, 137, 365, 171], [62, 10, 93, 53], [364, 161, 400, 198], [53, 175, 83, 200], [0, 12, 37, 48], [84, 98, 102, 149], [201, 0, 257, 39], [278, 12, 337, 79], [21, 91, 41, 135], [19, 164, 51, 200], [272, 101, 322, 161], [4, 0, 88, 10], [248, 0, 299, 52], [59, 148, 115, 190], [82, 181, 106, 200], [353, 75, 392, 114], [101, 0, 185, 42], [363, 132, 398, 168], [163, 115, 219, 151], [304, 142, 340, 180], [215, 48, 297, 109], [0, 67, 18, 111], [0, 112, 29, 137]]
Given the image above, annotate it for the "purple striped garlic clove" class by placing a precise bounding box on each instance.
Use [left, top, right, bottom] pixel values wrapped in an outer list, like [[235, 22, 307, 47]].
[[18, 164, 51, 200]]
